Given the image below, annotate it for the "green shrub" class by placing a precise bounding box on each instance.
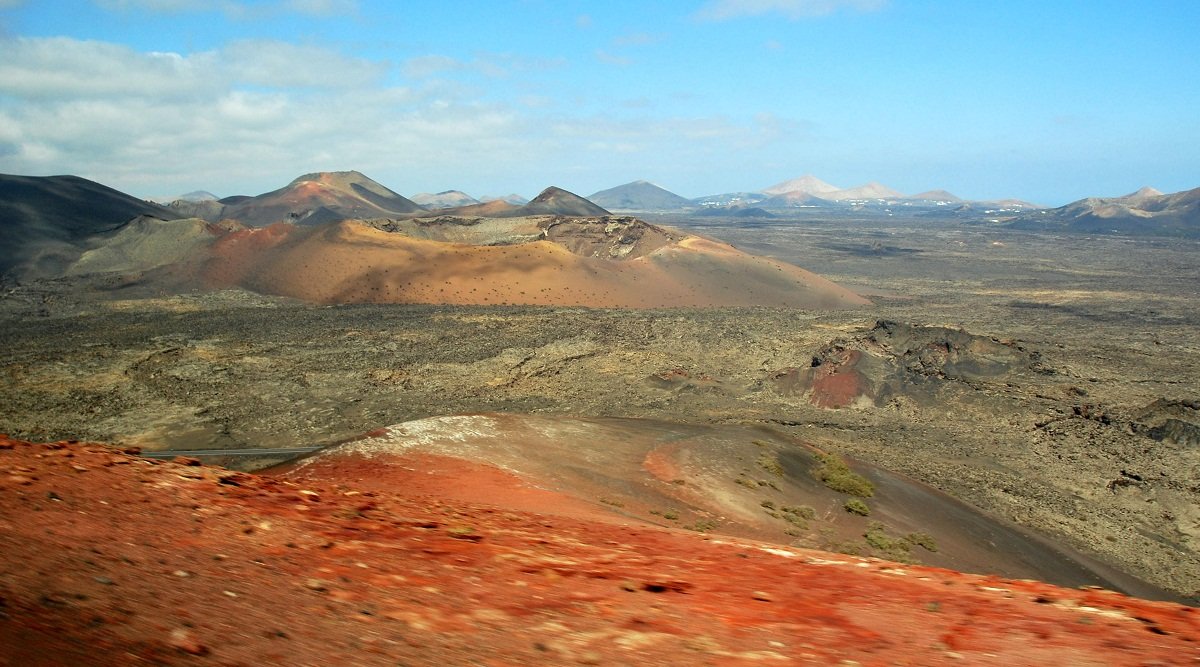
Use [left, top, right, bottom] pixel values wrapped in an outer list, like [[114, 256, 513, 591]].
[[844, 498, 870, 516], [782, 505, 815, 520], [907, 532, 939, 552], [814, 453, 875, 498], [756, 452, 785, 477]]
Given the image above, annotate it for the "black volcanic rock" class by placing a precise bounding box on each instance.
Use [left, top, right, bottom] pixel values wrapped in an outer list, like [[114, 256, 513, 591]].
[[587, 180, 692, 211], [0, 173, 182, 279]]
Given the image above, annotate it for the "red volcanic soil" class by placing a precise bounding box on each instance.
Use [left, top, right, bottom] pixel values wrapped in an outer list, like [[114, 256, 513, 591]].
[[2, 435, 1198, 666]]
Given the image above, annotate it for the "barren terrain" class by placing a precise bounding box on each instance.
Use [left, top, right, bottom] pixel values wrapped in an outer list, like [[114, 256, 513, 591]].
[[3, 436, 1198, 666], [2, 215, 1198, 604]]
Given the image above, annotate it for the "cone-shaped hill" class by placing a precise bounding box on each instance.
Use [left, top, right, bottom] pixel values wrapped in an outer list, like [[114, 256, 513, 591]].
[[218, 171, 424, 227], [587, 180, 693, 211]]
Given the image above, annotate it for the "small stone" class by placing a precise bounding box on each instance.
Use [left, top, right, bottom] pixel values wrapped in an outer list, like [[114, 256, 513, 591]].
[[751, 590, 773, 602], [94, 576, 115, 586], [8, 475, 34, 486], [173, 570, 191, 578], [304, 578, 328, 592], [172, 456, 202, 466], [71, 464, 89, 473], [297, 489, 320, 501], [121, 446, 142, 456], [169, 628, 208, 656]]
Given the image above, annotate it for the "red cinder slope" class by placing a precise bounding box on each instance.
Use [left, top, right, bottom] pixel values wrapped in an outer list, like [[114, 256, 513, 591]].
[[0, 435, 1196, 666]]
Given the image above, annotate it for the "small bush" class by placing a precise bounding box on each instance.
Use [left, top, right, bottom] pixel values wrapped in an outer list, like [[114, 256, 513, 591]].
[[814, 453, 875, 498], [844, 498, 871, 516], [907, 532, 939, 552], [599, 497, 624, 508], [756, 452, 785, 477], [686, 519, 717, 532], [782, 505, 816, 520], [662, 509, 679, 521], [734, 476, 760, 489], [760, 500, 776, 509], [864, 521, 914, 562]]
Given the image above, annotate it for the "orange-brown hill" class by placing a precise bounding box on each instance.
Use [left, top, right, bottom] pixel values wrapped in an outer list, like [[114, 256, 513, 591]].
[[2, 434, 1198, 666], [218, 171, 424, 227], [198, 216, 869, 308]]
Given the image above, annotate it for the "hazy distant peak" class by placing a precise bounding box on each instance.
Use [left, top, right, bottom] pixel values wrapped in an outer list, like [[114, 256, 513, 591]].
[[587, 180, 691, 211], [762, 174, 840, 197], [909, 189, 962, 202], [825, 181, 906, 201], [1121, 186, 1163, 199], [411, 190, 480, 209]]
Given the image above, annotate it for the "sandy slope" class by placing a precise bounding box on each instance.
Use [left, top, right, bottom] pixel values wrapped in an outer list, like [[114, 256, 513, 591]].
[[2, 435, 1198, 666], [200, 219, 868, 309]]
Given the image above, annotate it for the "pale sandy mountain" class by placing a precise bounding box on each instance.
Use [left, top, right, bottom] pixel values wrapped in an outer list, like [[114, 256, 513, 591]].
[[762, 174, 841, 197], [410, 190, 480, 209], [220, 171, 423, 227], [587, 180, 692, 211], [479, 193, 529, 205], [1119, 186, 1164, 201], [824, 181, 906, 201], [0, 173, 182, 279], [196, 215, 868, 309]]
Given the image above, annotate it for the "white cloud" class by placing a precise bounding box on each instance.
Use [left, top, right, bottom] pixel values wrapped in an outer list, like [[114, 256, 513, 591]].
[[696, 0, 887, 21], [0, 34, 802, 198]]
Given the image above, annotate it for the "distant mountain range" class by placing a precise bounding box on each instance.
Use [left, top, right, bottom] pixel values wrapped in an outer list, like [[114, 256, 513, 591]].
[[585, 175, 1037, 214], [1007, 186, 1200, 237], [411, 190, 480, 209], [0, 172, 871, 310]]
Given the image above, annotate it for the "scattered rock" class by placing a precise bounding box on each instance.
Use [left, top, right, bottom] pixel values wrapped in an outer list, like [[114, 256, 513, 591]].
[[168, 628, 209, 656]]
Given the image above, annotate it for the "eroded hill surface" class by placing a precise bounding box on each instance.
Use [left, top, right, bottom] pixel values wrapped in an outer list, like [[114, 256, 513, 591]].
[[277, 413, 1176, 600], [2, 435, 1197, 666]]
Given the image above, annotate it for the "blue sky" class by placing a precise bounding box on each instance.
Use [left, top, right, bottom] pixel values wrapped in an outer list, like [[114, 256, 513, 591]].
[[1, 0, 1197, 204]]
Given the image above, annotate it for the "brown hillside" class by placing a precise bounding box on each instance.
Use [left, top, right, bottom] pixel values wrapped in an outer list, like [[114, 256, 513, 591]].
[[198, 218, 868, 309]]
